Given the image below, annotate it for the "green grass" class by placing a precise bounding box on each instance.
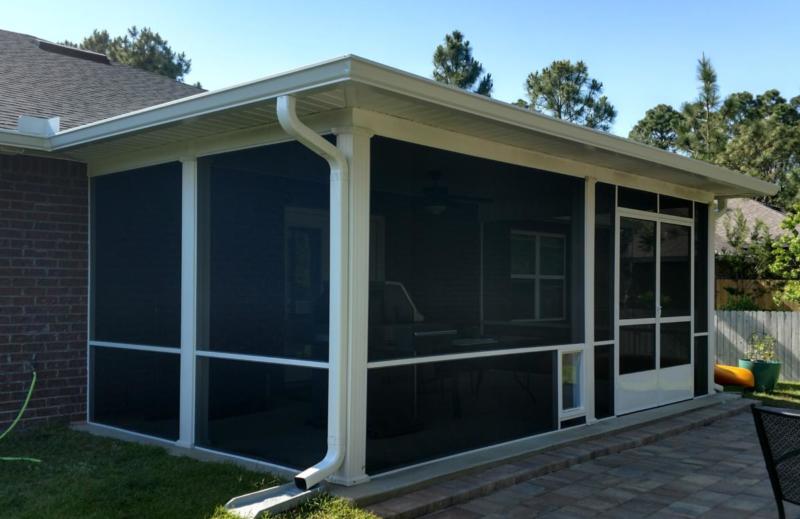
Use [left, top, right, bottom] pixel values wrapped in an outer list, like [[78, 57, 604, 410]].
[[0, 426, 375, 519], [726, 380, 800, 409], [750, 380, 800, 409]]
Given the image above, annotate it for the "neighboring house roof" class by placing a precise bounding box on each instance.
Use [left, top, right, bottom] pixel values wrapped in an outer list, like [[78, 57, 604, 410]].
[[0, 54, 779, 199], [715, 198, 791, 253], [0, 28, 202, 131]]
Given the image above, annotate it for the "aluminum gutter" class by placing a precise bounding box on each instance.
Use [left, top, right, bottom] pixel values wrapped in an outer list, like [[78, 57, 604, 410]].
[[47, 57, 355, 150], [0, 128, 50, 151], [0, 54, 778, 198], [345, 57, 778, 198]]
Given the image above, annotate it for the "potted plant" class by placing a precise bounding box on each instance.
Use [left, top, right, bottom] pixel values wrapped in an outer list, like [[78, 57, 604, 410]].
[[739, 333, 782, 393]]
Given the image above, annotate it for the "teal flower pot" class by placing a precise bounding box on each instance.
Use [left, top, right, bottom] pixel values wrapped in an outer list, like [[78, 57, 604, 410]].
[[738, 359, 782, 393]]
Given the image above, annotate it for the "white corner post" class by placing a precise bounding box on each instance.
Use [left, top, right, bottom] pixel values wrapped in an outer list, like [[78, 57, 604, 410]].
[[332, 127, 373, 486], [584, 177, 596, 423], [707, 201, 715, 395], [178, 157, 198, 448]]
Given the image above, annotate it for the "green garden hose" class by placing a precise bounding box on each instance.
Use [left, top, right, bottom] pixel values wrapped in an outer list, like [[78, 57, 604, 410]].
[[0, 370, 42, 463]]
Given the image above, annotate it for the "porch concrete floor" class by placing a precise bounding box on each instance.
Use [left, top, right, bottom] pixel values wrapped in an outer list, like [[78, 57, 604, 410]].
[[360, 396, 798, 518], [420, 411, 797, 519]]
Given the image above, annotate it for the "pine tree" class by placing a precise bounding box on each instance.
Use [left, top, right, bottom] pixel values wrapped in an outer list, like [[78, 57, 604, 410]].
[[432, 30, 493, 96], [521, 60, 617, 131], [628, 104, 682, 150], [630, 54, 800, 210], [63, 27, 194, 83], [677, 54, 725, 160]]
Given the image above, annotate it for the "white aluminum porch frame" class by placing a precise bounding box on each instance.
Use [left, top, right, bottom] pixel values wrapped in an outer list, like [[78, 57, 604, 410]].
[[83, 106, 720, 487], [613, 202, 696, 415]]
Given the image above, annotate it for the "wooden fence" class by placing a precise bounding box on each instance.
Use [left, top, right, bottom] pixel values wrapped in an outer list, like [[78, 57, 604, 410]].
[[715, 310, 800, 381]]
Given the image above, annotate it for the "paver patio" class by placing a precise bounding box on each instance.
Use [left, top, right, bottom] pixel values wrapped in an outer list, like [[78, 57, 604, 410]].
[[421, 412, 797, 518]]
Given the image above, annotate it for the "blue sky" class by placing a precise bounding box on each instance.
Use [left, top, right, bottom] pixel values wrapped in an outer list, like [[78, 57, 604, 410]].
[[5, 0, 800, 136]]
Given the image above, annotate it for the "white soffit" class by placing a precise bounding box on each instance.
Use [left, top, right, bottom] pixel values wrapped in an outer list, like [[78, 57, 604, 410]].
[[4, 55, 777, 198]]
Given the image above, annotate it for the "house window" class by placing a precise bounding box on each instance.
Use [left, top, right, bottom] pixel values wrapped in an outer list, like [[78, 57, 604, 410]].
[[510, 232, 566, 321]]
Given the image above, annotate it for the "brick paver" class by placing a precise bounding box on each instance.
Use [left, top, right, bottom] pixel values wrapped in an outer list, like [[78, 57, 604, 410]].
[[422, 413, 798, 518]]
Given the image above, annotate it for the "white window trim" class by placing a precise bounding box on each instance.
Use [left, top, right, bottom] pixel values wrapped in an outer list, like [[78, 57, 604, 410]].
[[510, 231, 567, 322]]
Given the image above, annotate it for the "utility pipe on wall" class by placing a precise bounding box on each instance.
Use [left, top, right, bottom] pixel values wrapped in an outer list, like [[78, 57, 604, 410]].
[[276, 95, 349, 490]]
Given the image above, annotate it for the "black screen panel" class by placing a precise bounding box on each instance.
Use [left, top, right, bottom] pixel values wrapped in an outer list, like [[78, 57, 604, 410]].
[[196, 358, 327, 469], [694, 203, 709, 332], [92, 164, 181, 347], [91, 347, 179, 440], [199, 141, 330, 360], [595, 343, 614, 418], [694, 336, 709, 396], [595, 183, 615, 341], [619, 187, 657, 212], [366, 351, 557, 473]]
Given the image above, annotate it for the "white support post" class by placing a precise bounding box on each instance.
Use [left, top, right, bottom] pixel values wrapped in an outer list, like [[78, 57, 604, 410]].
[[584, 177, 596, 422], [195, 161, 210, 443], [707, 202, 715, 395], [178, 158, 198, 448], [332, 128, 372, 486]]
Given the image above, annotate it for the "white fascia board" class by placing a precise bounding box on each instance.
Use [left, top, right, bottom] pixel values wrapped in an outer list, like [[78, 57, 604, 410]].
[[48, 57, 356, 150], [346, 57, 778, 198]]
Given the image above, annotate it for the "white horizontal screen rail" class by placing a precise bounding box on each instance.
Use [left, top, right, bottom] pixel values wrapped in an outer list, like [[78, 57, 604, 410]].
[[367, 343, 585, 369], [195, 349, 329, 370], [89, 340, 180, 355]]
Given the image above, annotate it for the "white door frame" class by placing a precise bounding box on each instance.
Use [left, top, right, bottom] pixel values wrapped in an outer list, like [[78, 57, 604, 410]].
[[614, 207, 694, 414]]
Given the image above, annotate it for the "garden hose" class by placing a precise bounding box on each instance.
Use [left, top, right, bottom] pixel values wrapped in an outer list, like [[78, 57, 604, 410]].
[[0, 370, 42, 463]]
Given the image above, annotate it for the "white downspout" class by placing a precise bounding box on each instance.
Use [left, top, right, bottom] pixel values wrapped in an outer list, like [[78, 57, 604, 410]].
[[276, 95, 349, 490]]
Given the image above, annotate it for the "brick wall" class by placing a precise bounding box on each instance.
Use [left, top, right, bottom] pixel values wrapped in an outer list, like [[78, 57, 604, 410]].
[[0, 153, 88, 429]]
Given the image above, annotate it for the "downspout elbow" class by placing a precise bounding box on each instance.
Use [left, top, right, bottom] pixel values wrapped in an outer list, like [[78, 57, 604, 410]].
[[277, 94, 349, 490], [276, 96, 348, 183]]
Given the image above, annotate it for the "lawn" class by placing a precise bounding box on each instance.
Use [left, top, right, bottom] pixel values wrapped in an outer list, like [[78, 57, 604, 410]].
[[726, 380, 800, 409], [750, 380, 800, 409], [0, 425, 375, 519]]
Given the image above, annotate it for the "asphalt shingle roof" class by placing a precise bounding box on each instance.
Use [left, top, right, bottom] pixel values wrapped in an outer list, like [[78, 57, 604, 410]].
[[0, 28, 203, 131], [715, 198, 793, 253]]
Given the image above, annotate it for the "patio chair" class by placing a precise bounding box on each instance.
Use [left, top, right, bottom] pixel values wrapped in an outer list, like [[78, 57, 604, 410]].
[[751, 404, 800, 519]]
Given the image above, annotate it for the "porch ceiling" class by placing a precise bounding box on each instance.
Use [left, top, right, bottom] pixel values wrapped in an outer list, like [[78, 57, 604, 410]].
[[15, 55, 776, 198]]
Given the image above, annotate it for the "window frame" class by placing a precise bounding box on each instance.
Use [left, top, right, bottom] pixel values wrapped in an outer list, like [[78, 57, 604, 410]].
[[509, 230, 567, 322]]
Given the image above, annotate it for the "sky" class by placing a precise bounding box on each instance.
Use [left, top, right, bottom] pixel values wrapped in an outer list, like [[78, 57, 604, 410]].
[[5, 0, 800, 136]]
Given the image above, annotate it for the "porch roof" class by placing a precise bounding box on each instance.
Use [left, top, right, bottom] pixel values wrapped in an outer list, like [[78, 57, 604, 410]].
[[0, 55, 777, 198]]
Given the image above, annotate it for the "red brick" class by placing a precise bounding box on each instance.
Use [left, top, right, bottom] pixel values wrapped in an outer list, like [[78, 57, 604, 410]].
[[0, 154, 87, 429]]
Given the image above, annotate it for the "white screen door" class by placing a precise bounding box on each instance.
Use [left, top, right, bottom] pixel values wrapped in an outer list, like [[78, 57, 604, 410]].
[[616, 210, 693, 414]]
